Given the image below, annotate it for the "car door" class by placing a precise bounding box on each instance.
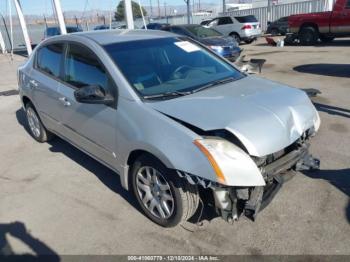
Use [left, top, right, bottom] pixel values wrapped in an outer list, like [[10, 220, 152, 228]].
[[29, 43, 64, 132], [214, 17, 235, 36], [57, 42, 118, 170], [330, 0, 350, 35]]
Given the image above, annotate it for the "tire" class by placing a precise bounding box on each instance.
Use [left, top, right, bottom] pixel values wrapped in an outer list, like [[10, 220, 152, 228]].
[[271, 28, 279, 36], [130, 154, 199, 227], [320, 35, 334, 43], [229, 33, 241, 45], [244, 39, 254, 44], [299, 26, 318, 45], [25, 102, 54, 143]]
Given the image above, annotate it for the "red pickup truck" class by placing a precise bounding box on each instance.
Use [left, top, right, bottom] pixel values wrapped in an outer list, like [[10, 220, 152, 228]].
[[288, 0, 350, 45]]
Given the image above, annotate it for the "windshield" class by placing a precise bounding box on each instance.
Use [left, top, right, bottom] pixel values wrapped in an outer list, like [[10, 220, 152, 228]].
[[104, 37, 244, 98], [186, 26, 222, 38]]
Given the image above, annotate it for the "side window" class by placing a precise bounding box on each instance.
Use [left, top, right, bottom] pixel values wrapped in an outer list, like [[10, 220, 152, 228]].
[[171, 27, 189, 36], [347, 0, 350, 8], [218, 17, 233, 25], [36, 43, 63, 78], [64, 44, 109, 90], [208, 19, 219, 27]]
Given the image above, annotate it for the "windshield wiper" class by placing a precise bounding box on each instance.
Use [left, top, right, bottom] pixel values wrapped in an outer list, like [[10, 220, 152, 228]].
[[143, 90, 192, 99], [191, 77, 236, 94]]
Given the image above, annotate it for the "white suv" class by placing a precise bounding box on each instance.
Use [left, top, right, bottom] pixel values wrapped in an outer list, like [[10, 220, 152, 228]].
[[201, 15, 262, 44]]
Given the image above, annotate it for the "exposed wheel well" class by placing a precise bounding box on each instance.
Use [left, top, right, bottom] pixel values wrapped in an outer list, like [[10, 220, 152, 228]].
[[299, 23, 319, 33], [126, 149, 172, 189], [22, 96, 31, 107]]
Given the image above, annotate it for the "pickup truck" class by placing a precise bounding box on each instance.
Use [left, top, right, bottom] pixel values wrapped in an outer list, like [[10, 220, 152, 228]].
[[288, 0, 350, 45]]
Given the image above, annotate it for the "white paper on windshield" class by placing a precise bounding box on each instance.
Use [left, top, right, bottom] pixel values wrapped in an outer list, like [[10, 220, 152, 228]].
[[175, 41, 200, 52]]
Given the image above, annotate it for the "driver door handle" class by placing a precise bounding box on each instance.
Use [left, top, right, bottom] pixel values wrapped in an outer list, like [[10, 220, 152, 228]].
[[58, 97, 71, 107]]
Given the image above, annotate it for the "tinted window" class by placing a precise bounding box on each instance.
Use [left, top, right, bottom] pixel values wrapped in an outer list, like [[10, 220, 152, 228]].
[[64, 44, 109, 90], [66, 27, 82, 33], [347, 0, 350, 8], [104, 38, 244, 98], [186, 26, 222, 38], [170, 27, 191, 36], [235, 15, 258, 23], [218, 17, 233, 25], [36, 43, 63, 78]]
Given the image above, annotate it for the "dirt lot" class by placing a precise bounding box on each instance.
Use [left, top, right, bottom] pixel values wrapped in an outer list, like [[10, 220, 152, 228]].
[[0, 38, 349, 256]]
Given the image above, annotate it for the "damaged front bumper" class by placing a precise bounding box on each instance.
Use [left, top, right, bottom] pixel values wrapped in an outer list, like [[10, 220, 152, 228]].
[[184, 141, 320, 223]]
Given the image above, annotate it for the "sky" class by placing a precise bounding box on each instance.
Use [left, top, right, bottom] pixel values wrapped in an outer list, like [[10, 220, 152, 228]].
[[1, 0, 217, 15]]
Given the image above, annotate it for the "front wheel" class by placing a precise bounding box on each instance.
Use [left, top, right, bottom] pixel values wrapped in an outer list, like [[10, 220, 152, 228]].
[[131, 155, 199, 227], [244, 39, 254, 44]]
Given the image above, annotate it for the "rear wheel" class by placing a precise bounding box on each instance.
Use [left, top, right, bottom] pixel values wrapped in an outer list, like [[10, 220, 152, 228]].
[[230, 33, 241, 45], [299, 26, 318, 45], [131, 154, 199, 227], [320, 35, 334, 43], [25, 102, 54, 143]]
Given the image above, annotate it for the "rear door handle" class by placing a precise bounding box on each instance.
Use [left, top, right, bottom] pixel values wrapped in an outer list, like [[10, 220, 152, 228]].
[[58, 97, 71, 107], [29, 79, 38, 88]]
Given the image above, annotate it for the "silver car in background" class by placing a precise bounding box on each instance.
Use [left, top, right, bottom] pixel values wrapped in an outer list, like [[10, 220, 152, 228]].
[[18, 30, 320, 227]]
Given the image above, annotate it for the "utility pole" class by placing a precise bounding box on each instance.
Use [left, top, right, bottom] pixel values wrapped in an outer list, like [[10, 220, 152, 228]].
[[164, 2, 168, 23], [149, 0, 153, 17], [157, 0, 160, 17], [184, 0, 191, 24], [124, 0, 134, 29], [222, 0, 226, 13], [267, 0, 272, 22]]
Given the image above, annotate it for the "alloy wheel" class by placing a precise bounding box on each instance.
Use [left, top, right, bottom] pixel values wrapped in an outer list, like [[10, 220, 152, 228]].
[[136, 166, 174, 219]]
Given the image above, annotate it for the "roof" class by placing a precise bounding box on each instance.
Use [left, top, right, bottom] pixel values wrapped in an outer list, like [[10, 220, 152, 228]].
[[68, 29, 176, 45]]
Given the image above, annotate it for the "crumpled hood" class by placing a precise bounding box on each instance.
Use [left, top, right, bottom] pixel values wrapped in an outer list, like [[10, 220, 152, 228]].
[[147, 76, 320, 157]]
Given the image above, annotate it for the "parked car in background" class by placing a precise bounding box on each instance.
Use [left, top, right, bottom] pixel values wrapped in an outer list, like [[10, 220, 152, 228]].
[[44, 26, 83, 39], [289, 0, 350, 45], [162, 24, 242, 61], [142, 23, 170, 30], [266, 16, 289, 35], [18, 30, 320, 227], [94, 24, 117, 30], [201, 15, 262, 44]]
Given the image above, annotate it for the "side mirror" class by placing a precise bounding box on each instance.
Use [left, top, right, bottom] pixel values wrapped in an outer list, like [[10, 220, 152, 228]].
[[74, 85, 114, 105], [267, 21, 271, 25]]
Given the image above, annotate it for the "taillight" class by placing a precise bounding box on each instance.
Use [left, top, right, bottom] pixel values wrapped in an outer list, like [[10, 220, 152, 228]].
[[241, 24, 252, 30]]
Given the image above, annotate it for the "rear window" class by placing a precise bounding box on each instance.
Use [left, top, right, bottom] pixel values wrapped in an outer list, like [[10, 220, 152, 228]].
[[235, 15, 258, 23], [36, 43, 63, 78]]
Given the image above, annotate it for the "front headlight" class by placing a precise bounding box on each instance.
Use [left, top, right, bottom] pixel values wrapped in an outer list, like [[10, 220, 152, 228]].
[[194, 138, 265, 186], [208, 45, 223, 53]]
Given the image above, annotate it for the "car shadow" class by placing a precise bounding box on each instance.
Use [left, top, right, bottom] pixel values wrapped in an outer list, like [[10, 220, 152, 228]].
[[293, 64, 350, 78], [302, 169, 350, 224], [0, 221, 60, 261], [15, 108, 217, 225]]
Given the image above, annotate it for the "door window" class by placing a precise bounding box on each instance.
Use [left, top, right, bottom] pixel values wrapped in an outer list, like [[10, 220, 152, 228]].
[[346, 0, 350, 8], [36, 43, 64, 78], [218, 17, 233, 25], [64, 43, 109, 90]]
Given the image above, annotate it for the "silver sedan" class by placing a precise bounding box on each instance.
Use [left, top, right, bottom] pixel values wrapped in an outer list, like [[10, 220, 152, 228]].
[[18, 30, 320, 227]]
